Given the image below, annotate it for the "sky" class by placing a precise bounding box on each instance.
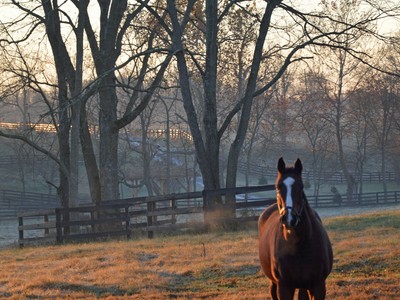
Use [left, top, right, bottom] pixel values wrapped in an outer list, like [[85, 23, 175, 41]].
[[0, 0, 398, 35]]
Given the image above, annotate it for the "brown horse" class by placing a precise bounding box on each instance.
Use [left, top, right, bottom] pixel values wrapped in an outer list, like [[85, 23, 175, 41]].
[[258, 158, 333, 300]]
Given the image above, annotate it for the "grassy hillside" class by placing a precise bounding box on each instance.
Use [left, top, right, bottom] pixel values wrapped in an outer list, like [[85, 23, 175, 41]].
[[0, 211, 399, 299]]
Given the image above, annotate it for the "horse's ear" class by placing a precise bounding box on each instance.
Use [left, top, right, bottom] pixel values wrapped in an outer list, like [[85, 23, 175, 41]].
[[295, 158, 303, 174], [277, 157, 285, 173]]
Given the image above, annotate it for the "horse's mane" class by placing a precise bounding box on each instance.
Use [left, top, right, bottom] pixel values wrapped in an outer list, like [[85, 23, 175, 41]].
[[301, 191, 324, 224]]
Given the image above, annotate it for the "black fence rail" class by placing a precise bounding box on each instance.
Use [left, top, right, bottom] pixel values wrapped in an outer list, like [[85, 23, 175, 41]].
[[17, 186, 400, 247], [18, 191, 206, 247], [0, 190, 58, 218], [17, 187, 273, 247], [0, 154, 49, 167], [18, 209, 57, 245], [308, 190, 400, 208], [303, 171, 397, 184], [237, 161, 397, 183]]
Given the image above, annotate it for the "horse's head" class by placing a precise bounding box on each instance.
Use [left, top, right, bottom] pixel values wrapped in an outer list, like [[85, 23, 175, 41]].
[[275, 157, 305, 229]]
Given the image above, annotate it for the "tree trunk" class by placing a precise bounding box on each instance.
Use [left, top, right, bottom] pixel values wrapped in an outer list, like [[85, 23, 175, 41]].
[[57, 82, 71, 234], [70, 0, 87, 209], [226, 0, 279, 193], [334, 49, 355, 203], [167, 0, 210, 187], [80, 103, 101, 205], [98, 76, 119, 201], [203, 0, 220, 192]]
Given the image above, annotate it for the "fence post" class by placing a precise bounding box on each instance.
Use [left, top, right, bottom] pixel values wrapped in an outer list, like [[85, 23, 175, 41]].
[[170, 195, 176, 224], [125, 205, 131, 240], [55, 208, 63, 244], [202, 190, 209, 226], [18, 215, 24, 248], [44, 214, 49, 236], [90, 210, 96, 233], [147, 199, 154, 239]]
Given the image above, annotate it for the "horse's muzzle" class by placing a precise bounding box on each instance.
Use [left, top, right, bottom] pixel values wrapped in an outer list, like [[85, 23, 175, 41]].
[[280, 210, 300, 228]]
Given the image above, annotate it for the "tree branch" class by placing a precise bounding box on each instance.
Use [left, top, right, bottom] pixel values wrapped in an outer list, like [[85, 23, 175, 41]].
[[0, 129, 68, 176]]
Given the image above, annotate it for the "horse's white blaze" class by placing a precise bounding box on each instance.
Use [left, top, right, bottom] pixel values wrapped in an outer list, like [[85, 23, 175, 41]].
[[283, 177, 295, 224]]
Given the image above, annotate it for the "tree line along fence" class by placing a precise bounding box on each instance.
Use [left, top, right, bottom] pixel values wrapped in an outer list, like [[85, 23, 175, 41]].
[[17, 185, 400, 247]]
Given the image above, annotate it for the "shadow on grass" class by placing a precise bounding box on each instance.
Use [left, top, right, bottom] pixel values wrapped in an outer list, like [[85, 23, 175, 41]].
[[26, 265, 262, 299], [166, 264, 263, 296], [30, 282, 139, 297]]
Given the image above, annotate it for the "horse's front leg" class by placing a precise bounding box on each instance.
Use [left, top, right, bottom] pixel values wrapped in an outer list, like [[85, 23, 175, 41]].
[[269, 282, 278, 300], [277, 283, 295, 300], [298, 289, 310, 300], [308, 281, 326, 300]]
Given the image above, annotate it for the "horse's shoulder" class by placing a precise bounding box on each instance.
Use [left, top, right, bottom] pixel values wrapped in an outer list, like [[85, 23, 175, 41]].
[[258, 203, 278, 228]]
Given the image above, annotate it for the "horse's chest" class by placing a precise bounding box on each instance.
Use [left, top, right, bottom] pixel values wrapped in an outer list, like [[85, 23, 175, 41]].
[[278, 250, 312, 271], [275, 243, 320, 284]]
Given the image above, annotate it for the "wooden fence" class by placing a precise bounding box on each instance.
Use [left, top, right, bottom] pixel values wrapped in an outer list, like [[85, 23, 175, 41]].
[[307, 190, 400, 208], [237, 161, 397, 183], [17, 186, 400, 247], [17, 187, 273, 247], [0, 190, 58, 219]]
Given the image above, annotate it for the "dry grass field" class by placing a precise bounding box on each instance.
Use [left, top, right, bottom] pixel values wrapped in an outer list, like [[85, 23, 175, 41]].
[[0, 210, 399, 299]]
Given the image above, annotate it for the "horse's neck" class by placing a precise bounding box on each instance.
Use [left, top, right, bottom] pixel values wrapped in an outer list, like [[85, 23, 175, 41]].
[[297, 196, 315, 241]]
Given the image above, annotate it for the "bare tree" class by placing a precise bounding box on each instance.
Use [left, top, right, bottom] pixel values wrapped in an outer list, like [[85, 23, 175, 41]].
[[160, 0, 396, 221], [348, 82, 374, 197], [0, 1, 173, 210], [367, 74, 398, 196], [308, 0, 380, 201], [242, 92, 271, 188], [295, 70, 334, 197]]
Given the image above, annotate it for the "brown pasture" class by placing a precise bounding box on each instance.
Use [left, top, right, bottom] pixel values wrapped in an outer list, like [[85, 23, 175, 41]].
[[0, 210, 399, 299]]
